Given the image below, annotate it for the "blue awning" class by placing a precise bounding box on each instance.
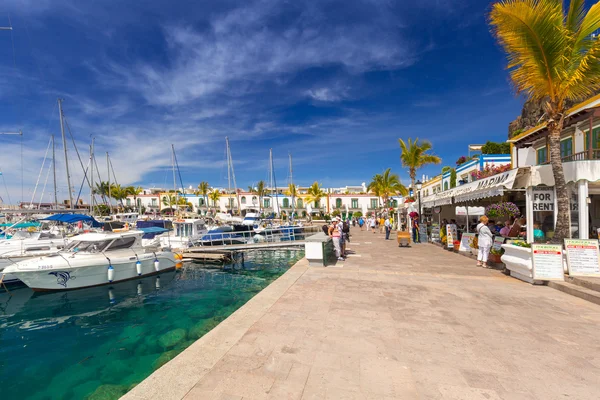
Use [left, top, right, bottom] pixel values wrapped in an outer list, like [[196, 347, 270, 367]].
[[42, 214, 102, 228]]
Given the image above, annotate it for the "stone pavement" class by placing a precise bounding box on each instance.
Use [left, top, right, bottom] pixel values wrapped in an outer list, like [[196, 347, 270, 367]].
[[124, 227, 600, 400]]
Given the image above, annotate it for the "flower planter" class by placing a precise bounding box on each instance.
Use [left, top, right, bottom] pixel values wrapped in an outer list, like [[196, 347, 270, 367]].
[[488, 253, 502, 264], [501, 244, 536, 283], [501, 243, 568, 284]]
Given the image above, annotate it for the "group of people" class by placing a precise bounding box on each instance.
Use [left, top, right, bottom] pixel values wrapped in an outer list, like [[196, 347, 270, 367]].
[[323, 214, 397, 260], [322, 216, 350, 261]]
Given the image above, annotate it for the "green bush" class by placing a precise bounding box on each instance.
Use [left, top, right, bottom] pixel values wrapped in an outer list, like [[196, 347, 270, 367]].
[[353, 211, 363, 218], [481, 141, 510, 155]]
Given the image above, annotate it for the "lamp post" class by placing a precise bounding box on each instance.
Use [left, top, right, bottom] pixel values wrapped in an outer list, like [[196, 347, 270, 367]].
[[416, 180, 423, 223]]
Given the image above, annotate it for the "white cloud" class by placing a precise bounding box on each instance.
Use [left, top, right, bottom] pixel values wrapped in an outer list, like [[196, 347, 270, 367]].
[[92, 0, 415, 106]]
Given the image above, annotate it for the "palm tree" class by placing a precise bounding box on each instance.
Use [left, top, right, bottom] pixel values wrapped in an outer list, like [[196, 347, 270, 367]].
[[197, 181, 210, 214], [162, 194, 190, 213], [208, 189, 221, 209], [399, 138, 441, 189], [286, 183, 298, 220], [110, 184, 130, 209], [255, 180, 267, 213], [489, 0, 600, 241], [368, 174, 383, 207], [305, 182, 325, 211], [368, 169, 408, 208], [130, 186, 143, 211]]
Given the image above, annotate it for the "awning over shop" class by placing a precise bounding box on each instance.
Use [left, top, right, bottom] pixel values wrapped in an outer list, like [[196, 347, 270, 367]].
[[531, 162, 600, 186], [421, 195, 452, 208], [419, 168, 529, 205]]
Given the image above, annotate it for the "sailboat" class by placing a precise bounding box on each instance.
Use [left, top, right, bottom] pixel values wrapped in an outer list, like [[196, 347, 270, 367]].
[[253, 151, 302, 239]]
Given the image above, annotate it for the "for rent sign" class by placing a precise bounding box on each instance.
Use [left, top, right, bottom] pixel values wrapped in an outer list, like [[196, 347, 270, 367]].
[[532, 187, 554, 212]]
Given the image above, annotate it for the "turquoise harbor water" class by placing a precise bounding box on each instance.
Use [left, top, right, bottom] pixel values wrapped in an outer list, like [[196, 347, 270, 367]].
[[0, 250, 304, 400]]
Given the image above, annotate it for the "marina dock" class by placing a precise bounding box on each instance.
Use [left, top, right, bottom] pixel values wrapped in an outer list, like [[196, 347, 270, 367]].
[[124, 229, 600, 399]]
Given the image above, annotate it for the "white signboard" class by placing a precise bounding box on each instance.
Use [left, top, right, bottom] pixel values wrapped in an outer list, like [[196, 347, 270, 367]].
[[446, 224, 457, 248], [532, 187, 554, 212], [492, 237, 505, 251], [459, 233, 475, 252], [565, 239, 600, 276], [532, 244, 564, 281]]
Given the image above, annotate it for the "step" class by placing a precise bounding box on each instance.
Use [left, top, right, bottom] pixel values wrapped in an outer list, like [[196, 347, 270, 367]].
[[547, 281, 600, 306], [565, 276, 600, 293]]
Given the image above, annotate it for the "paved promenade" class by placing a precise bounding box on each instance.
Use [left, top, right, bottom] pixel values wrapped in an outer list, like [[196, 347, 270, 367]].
[[124, 228, 600, 400]]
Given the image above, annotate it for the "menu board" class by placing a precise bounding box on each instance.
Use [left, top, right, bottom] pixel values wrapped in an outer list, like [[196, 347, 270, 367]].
[[419, 224, 428, 242], [460, 233, 475, 252], [446, 224, 457, 248], [564, 239, 600, 276], [492, 237, 505, 251], [430, 224, 440, 243], [532, 244, 564, 281]]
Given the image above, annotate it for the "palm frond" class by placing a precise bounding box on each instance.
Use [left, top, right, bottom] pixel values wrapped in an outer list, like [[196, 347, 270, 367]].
[[489, 0, 566, 101], [566, 0, 586, 33]]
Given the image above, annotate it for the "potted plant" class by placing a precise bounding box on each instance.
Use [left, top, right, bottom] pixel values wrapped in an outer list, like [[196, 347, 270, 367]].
[[489, 248, 504, 264], [453, 240, 460, 252], [485, 202, 520, 219]]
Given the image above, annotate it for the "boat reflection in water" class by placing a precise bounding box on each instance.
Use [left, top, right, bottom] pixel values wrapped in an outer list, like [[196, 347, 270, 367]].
[[0, 250, 304, 400]]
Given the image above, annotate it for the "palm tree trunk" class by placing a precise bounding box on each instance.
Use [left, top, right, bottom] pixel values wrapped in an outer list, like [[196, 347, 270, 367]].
[[548, 122, 570, 243]]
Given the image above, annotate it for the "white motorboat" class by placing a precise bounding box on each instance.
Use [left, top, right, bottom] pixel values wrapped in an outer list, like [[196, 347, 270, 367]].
[[2, 230, 180, 291], [160, 218, 207, 249], [0, 229, 69, 284]]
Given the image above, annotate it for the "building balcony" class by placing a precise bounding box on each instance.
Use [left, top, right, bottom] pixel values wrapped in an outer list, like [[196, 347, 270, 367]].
[[561, 149, 600, 162]]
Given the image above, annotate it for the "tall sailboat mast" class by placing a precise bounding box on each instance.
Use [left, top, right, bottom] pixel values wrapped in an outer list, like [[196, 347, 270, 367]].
[[225, 137, 240, 214], [289, 153, 294, 222], [89, 138, 94, 214], [107, 152, 111, 213], [58, 98, 73, 209], [52, 135, 58, 206], [171, 144, 178, 215], [269, 149, 279, 215]]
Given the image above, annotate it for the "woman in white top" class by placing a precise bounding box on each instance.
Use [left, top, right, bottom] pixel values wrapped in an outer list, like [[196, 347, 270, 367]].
[[476, 215, 494, 268]]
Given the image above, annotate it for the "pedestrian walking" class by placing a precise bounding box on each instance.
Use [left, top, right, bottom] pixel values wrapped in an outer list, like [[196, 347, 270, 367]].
[[412, 217, 420, 243], [476, 216, 493, 268], [384, 216, 391, 240], [328, 218, 344, 261], [370, 216, 376, 234], [359, 217, 364, 231]]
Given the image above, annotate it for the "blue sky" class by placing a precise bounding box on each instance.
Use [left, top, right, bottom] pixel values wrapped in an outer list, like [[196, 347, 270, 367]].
[[0, 0, 524, 204]]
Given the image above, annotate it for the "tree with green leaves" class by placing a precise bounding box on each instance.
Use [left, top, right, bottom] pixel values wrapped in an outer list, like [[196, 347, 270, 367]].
[[130, 186, 143, 211], [368, 168, 408, 208], [399, 138, 442, 189], [286, 183, 298, 219], [197, 181, 210, 214], [489, 0, 600, 241], [208, 189, 221, 209], [305, 181, 326, 210], [252, 180, 267, 213]]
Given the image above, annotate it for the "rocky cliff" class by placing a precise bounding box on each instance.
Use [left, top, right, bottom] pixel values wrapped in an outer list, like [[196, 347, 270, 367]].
[[508, 97, 586, 138]]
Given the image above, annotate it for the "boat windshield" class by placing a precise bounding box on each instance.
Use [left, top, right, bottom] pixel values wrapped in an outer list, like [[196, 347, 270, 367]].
[[175, 223, 193, 237], [65, 240, 111, 253]]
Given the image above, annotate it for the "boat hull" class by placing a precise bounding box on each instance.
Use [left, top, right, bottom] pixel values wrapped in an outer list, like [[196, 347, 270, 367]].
[[7, 253, 177, 291]]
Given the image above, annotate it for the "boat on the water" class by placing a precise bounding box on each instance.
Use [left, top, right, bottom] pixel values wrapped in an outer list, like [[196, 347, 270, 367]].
[[3, 230, 180, 291]]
